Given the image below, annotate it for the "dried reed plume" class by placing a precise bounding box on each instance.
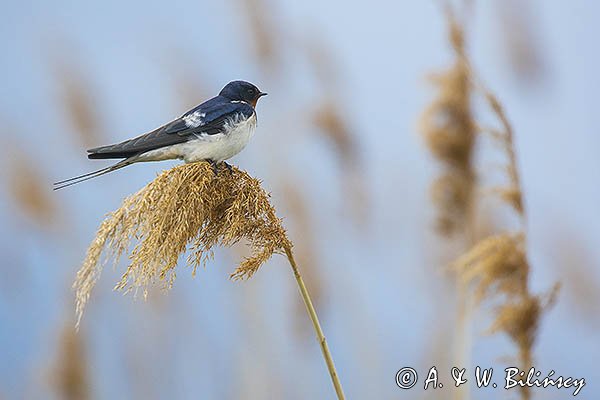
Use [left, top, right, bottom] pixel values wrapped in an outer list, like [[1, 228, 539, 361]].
[[306, 39, 357, 166], [6, 146, 57, 228], [74, 162, 289, 318], [423, 9, 558, 400], [307, 39, 368, 225], [479, 89, 524, 215], [453, 233, 527, 302], [460, 84, 558, 400], [73, 162, 345, 399], [488, 287, 558, 370], [161, 47, 209, 110], [457, 232, 559, 392], [496, 0, 546, 85], [52, 322, 89, 400], [313, 101, 357, 164], [238, 0, 280, 71], [54, 62, 103, 149], [444, 18, 558, 400], [420, 15, 476, 236], [419, 15, 476, 400], [312, 98, 368, 226]]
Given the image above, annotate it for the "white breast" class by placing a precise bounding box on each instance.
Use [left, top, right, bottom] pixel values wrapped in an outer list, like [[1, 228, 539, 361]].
[[139, 113, 257, 164]]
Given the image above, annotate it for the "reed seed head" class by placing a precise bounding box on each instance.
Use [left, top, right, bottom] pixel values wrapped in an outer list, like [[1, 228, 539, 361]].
[[74, 162, 291, 326], [433, 12, 558, 400], [481, 89, 525, 217], [52, 323, 89, 400], [7, 148, 57, 227], [419, 16, 476, 236], [488, 284, 559, 369], [420, 63, 475, 171], [431, 171, 473, 235], [239, 0, 279, 70], [313, 101, 356, 164], [453, 233, 528, 302], [489, 296, 540, 356], [52, 59, 103, 149]]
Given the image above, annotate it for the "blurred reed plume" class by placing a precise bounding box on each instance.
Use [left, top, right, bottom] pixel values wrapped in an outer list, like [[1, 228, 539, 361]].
[[307, 39, 369, 225], [237, 0, 280, 71], [312, 95, 368, 226], [454, 233, 527, 301], [488, 286, 558, 371], [423, 8, 558, 400], [454, 232, 559, 364], [440, 15, 558, 400], [419, 14, 476, 400], [313, 101, 357, 164], [496, 0, 546, 85], [467, 85, 558, 400], [52, 322, 89, 400], [304, 38, 340, 89], [306, 38, 357, 166], [479, 89, 523, 215], [6, 146, 57, 228], [419, 15, 476, 236], [73, 162, 345, 399], [53, 61, 103, 149], [451, 93, 556, 399], [161, 47, 209, 110]]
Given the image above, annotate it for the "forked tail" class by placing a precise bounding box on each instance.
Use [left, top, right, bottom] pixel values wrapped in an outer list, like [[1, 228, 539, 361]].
[[53, 158, 136, 190]]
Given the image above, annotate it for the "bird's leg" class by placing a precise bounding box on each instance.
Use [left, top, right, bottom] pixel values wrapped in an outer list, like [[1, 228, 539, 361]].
[[222, 161, 234, 175], [207, 159, 219, 176]]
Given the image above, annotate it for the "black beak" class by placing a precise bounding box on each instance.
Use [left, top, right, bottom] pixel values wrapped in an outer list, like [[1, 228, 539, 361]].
[[258, 92, 268, 98]]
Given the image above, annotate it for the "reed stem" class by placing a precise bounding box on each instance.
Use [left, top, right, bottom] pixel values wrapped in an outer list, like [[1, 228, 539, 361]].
[[284, 246, 346, 400]]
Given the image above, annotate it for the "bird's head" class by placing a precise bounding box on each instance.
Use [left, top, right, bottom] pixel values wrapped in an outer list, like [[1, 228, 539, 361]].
[[219, 81, 267, 107]]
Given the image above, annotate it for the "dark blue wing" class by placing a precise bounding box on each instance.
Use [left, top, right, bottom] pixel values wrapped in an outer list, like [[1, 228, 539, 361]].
[[163, 99, 254, 136], [87, 97, 255, 159]]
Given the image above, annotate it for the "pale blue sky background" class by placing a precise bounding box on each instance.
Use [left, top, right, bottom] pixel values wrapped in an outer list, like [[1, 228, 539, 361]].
[[1, 1, 599, 399]]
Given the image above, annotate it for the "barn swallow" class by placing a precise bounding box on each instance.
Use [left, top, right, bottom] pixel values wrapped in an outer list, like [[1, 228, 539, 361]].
[[54, 80, 266, 190]]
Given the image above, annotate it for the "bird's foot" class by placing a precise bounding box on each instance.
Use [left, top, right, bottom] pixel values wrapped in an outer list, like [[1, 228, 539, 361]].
[[222, 161, 234, 175], [207, 159, 219, 176]]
